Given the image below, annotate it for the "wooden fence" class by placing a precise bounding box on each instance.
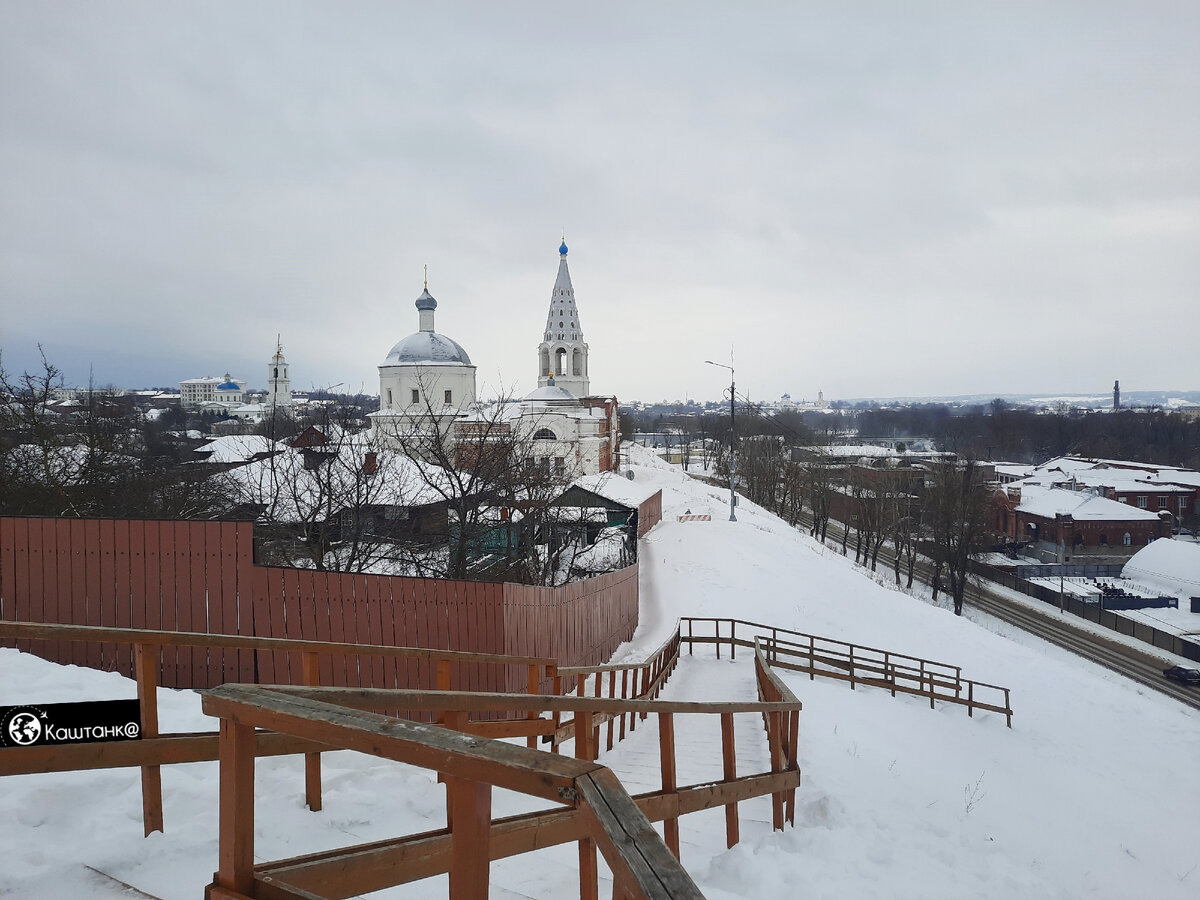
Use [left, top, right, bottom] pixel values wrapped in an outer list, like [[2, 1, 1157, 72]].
[[637, 489, 663, 537], [682, 617, 1013, 727], [0, 516, 638, 692]]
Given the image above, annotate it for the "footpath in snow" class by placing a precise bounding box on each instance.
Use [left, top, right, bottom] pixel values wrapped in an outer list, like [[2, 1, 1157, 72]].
[[1, 443, 1198, 898]]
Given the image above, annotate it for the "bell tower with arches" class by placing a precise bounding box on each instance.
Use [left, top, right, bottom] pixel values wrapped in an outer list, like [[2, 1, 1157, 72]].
[[537, 239, 590, 397], [267, 336, 292, 411]]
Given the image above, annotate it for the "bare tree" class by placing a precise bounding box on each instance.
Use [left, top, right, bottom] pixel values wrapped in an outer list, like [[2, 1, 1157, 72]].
[[924, 459, 993, 615], [373, 376, 584, 583], [226, 406, 415, 573]]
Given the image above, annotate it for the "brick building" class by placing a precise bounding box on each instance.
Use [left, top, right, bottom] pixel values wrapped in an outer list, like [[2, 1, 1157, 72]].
[[994, 484, 1169, 557]]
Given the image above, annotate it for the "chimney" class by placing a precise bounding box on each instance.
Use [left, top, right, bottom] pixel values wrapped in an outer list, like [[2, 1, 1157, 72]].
[[363, 451, 378, 475]]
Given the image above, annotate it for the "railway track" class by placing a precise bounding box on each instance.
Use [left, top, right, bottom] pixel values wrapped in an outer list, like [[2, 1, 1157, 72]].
[[789, 508, 1200, 712]]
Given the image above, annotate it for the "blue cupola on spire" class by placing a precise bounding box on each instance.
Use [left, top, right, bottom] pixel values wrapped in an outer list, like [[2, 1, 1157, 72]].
[[559, 240, 568, 256]]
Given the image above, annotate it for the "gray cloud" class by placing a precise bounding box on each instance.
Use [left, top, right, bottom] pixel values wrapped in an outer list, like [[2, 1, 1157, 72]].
[[2, 1, 1197, 402]]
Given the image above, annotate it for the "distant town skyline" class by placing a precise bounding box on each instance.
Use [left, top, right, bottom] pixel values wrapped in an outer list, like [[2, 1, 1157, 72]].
[[2, 3, 1198, 403]]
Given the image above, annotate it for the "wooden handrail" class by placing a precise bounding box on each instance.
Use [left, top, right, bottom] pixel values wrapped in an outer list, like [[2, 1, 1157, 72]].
[[558, 623, 681, 676], [202, 684, 722, 900], [683, 616, 961, 677], [264, 685, 799, 716]]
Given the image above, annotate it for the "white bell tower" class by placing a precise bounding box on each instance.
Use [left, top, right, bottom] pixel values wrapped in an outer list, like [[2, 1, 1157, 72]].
[[267, 336, 292, 411], [537, 239, 590, 397]]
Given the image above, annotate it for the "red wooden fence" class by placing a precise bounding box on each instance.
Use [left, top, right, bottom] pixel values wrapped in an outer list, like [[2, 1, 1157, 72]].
[[637, 490, 663, 538], [0, 517, 638, 692]]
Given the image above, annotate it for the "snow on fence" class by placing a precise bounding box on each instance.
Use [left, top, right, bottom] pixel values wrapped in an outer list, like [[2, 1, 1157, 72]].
[[0, 516, 639, 693]]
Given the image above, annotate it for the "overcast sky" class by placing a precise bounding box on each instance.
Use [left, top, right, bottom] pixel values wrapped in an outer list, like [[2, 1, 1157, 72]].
[[1, 2, 1197, 404]]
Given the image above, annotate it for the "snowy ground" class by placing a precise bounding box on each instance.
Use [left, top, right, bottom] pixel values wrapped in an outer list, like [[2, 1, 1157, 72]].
[[2, 444, 1199, 898]]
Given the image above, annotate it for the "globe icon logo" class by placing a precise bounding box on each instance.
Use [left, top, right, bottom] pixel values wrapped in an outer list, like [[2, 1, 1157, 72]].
[[7, 711, 42, 746]]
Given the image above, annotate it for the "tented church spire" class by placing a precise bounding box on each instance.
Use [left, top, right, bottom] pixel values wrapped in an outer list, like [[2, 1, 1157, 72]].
[[537, 238, 590, 397]]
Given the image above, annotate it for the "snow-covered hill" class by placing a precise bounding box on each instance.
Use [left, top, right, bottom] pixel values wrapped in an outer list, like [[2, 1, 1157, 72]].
[[1, 444, 1197, 898]]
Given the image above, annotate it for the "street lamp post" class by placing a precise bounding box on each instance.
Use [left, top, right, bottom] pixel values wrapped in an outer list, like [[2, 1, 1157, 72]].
[[705, 360, 737, 522]]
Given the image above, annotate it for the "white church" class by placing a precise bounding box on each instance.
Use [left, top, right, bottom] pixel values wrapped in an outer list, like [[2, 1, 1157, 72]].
[[369, 241, 620, 476]]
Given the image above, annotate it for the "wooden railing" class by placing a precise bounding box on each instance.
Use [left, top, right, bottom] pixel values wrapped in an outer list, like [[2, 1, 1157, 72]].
[[753, 636, 801, 831], [682, 617, 1013, 727], [0, 621, 556, 834], [203, 684, 802, 900], [554, 624, 683, 752]]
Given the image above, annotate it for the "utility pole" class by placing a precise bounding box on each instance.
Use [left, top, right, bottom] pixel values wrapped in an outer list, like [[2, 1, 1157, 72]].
[[705, 360, 737, 522]]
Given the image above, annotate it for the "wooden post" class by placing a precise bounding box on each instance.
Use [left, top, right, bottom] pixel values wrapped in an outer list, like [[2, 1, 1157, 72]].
[[768, 712, 784, 831], [552, 675, 564, 752], [730, 620, 736, 660], [715, 620, 721, 660], [885, 651, 895, 697], [576, 710, 597, 900], [606, 671, 616, 752], [687, 618, 693, 655], [1005, 689, 1012, 728], [620, 669, 629, 740], [786, 711, 799, 825], [447, 776, 492, 900], [133, 642, 163, 836], [848, 646, 855, 690], [658, 712, 679, 859], [216, 719, 256, 897], [593, 672, 602, 753], [968, 681, 974, 718], [809, 634, 815, 680], [526, 665, 540, 750], [720, 712, 739, 848], [640, 667, 649, 719], [301, 651, 322, 811]]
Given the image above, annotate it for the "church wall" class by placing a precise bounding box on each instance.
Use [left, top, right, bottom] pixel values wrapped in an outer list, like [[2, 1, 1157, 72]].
[[378, 364, 477, 413]]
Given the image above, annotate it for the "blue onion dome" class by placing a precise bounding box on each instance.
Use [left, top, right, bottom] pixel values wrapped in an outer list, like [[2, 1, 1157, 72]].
[[217, 374, 240, 390], [559, 240, 568, 256], [415, 287, 437, 311]]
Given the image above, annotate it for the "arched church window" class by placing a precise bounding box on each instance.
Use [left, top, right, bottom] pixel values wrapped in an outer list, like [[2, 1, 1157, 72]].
[[534, 428, 556, 440], [1123, 532, 1132, 546], [274, 368, 279, 378]]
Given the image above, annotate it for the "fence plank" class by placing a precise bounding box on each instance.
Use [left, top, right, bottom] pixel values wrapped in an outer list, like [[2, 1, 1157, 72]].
[[67, 519, 88, 667]]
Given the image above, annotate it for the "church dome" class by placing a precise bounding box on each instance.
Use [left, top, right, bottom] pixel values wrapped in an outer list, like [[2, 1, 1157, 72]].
[[415, 287, 437, 311], [217, 376, 240, 391], [523, 383, 579, 405], [383, 332, 472, 366], [559, 240, 568, 256]]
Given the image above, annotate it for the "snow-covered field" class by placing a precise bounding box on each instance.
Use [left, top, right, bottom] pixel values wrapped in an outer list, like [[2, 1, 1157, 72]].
[[2, 444, 1198, 898]]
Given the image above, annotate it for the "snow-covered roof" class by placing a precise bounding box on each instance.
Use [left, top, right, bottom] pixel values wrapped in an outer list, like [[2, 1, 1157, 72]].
[[1014, 485, 1161, 522], [383, 331, 472, 366], [1033, 456, 1200, 486], [222, 445, 448, 522], [1122, 539, 1200, 598], [571, 472, 660, 508], [194, 434, 278, 464], [994, 463, 1035, 478], [523, 384, 580, 405]]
